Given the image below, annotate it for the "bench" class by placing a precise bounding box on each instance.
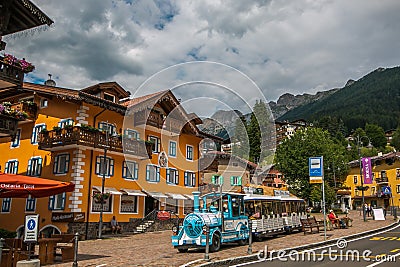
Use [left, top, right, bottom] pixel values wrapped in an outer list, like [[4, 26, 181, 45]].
[[51, 234, 76, 262], [300, 217, 324, 234]]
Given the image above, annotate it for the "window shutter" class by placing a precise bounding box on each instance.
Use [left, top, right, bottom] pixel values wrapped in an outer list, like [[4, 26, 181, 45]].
[[166, 169, 170, 183], [53, 155, 59, 174], [61, 193, 66, 210], [211, 175, 215, 184], [156, 166, 160, 182], [184, 172, 188, 185], [49, 195, 54, 210], [238, 176, 242, 186], [38, 158, 43, 176], [220, 176, 224, 185], [230, 176, 234, 186], [110, 159, 115, 176], [134, 163, 138, 179], [27, 159, 32, 176], [5, 162, 9, 173], [13, 161, 18, 174], [146, 165, 150, 181], [122, 161, 127, 178]]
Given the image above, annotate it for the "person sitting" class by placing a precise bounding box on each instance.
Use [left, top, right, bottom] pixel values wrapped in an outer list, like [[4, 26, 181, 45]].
[[328, 210, 342, 228], [111, 216, 121, 234]]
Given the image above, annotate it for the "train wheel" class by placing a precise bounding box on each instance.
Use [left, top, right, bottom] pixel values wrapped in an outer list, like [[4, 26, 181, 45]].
[[210, 233, 221, 252], [178, 248, 188, 253]]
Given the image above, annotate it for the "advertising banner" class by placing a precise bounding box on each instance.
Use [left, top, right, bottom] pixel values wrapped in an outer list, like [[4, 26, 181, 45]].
[[362, 157, 373, 184]]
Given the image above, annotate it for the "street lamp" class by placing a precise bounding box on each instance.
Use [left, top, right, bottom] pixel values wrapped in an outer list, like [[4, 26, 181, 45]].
[[346, 135, 373, 222], [98, 128, 109, 239]]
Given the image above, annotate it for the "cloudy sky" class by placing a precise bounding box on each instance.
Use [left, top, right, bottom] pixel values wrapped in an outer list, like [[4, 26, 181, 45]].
[[5, 0, 400, 117]]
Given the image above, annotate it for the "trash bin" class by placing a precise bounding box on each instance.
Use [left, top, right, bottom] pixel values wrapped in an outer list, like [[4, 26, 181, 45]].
[[16, 259, 40, 267]]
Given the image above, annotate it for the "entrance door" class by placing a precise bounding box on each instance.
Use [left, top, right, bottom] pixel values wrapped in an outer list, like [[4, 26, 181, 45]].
[[145, 197, 159, 216]]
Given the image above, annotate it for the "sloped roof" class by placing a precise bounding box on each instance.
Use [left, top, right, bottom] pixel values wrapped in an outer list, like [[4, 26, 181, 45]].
[[81, 82, 130, 99], [120, 90, 168, 107]]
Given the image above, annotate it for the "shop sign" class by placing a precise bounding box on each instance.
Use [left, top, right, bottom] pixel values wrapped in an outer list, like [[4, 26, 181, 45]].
[[52, 212, 85, 222]]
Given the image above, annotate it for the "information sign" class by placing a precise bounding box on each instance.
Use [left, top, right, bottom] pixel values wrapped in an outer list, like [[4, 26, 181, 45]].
[[309, 157, 323, 184], [24, 214, 39, 243]]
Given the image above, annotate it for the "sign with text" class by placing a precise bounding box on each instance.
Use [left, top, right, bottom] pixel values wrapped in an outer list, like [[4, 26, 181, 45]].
[[309, 157, 323, 184], [24, 214, 39, 243], [51, 212, 85, 222], [362, 157, 373, 184]]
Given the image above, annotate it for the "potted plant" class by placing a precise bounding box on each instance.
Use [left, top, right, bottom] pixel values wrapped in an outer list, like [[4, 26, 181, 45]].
[[93, 192, 111, 204]]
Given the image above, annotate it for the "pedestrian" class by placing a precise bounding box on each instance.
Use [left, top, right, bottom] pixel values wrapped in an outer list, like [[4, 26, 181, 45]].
[[367, 204, 372, 217], [111, 215, 121, 234]]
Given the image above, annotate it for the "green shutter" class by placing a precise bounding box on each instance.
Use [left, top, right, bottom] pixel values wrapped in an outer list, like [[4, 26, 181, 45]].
[[211, 175, 216, 184], [230, 176, 234, 186], [238, 176, 242, 186]]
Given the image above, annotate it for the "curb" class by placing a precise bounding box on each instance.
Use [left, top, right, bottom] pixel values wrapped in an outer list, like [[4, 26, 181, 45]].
[[187, 220, 400, 267]]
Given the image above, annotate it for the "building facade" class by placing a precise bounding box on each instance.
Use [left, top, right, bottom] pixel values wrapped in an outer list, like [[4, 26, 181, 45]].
[[0, 81, 205, 239]]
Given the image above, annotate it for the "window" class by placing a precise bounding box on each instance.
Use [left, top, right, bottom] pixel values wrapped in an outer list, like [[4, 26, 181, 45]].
[[148, 136, 160, 153], [371, 187, 376, 196], [230, 176, 242, 186], [91, 190, 112, 212], [355, 189, 359, 197], [98, 122, 116, 135], [5, 160, 18, 174], [58, 118, 74, 128], [186, 145, 193, 160], [397, 185, 400, 194], [166, 198, 178, 213], [122, 161, 138, 180], [212, 175, 223, 185], [353, 175, 358, 184], [48, 193, 66, 210], [232, 162, 239, 167], [40, 98, 48, 108], [95, 156, 114, 177], [169, 141, 177, 157], [146, 165, 160, 182], [53, 154, 70, 174], [167, 168, 179, 185], [184, 200, 193, 214], [11, 129, 21, 148], [184, 171, 196, 187], [120, 195, 138, 213], [396, 168, 400, 179], [104, 93, 115, 102], [25, 196, 36, 212], [27, 157, 42, 177], [124, 129, 139, 140], [31, 124, 46, 144], [1, 198, 11, 213]]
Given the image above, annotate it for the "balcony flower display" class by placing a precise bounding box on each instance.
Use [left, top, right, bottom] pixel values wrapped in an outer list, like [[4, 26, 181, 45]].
[[93, 192, 111, 203], [2, 54, 35, 73], [0, 103, 28, 120]]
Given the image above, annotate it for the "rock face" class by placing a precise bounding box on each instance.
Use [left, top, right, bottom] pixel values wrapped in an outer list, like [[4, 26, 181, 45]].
[[269, 88, 339, 119], [199, 110, 243, 139]]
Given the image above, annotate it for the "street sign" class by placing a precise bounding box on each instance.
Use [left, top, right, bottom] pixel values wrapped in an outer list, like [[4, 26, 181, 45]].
[[309, 157, 323, 184], [24, 214, 39, 243]]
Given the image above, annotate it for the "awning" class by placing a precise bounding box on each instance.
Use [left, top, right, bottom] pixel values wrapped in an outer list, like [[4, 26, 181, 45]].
[[166, 193, 188, 200], [144, 191, 169, 199], [183, 194, 194, 200], [120, 188, 147, 196], [92, 186, 122, 195]]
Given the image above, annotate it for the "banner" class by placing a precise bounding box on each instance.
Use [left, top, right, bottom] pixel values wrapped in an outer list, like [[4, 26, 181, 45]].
[[362, 157, 373, 184]]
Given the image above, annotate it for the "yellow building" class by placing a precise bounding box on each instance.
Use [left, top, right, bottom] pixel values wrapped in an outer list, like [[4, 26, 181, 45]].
[[343, 152, 400, 210], [0, 81, 206, 239]]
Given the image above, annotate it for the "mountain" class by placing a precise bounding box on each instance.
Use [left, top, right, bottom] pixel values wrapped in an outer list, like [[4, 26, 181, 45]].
[[279, 66, 400, 132], [269, 89, 339, 118], [199, 110, 244, 140]]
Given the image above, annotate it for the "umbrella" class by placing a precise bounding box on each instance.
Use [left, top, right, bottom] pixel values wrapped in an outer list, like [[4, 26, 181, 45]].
[[0, 173, 75, 198]]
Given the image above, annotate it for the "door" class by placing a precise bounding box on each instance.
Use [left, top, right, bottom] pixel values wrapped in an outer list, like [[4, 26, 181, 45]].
[[145, 197, 159, 216]]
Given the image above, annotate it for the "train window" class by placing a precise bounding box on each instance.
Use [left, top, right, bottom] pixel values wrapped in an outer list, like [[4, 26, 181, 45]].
[[231, 197, 240, 217]]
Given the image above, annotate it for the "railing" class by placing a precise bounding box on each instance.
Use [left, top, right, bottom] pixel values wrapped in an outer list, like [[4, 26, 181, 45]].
[[10, 102, 38, 120], [131, 208, 158, 232], [38, 126, 152, 158], [134, 110, 184, 133], [0, 57, 24, 87]]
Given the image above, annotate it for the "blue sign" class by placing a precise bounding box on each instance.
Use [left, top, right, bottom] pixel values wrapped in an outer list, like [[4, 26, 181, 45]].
[[309, 157, 323, 177], [382, 186, 392, 195], [27, 219, 36, 230]]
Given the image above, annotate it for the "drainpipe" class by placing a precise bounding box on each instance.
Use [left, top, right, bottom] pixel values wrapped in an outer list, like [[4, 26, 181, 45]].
[[85, 108, 106, 239]]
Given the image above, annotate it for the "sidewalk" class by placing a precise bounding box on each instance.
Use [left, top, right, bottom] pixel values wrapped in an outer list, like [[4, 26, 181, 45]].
[[46, 211, 397, 267]]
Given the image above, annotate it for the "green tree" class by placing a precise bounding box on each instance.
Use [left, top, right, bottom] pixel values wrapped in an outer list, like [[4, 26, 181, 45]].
[[391, 126, 400, 150], [232, 116, 250, 159], [310, 184, 337, 208], [365, 123, 387, 149], [275, 127, 347, 201]]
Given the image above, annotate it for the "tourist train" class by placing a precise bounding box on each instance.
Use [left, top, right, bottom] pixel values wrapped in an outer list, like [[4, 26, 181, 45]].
[[171, 191, 306, 252]]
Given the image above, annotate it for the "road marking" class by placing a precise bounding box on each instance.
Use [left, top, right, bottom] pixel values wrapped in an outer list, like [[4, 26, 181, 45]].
[[369, 236, 400, 241], [390, 248, 400, 253]]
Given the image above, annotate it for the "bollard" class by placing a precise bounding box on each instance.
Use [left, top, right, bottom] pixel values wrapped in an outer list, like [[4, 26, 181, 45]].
[[247, 220, 252, 255], [0, 238, 4, 265], [203, 225, 210, 261], [72, 232, 79, 267]]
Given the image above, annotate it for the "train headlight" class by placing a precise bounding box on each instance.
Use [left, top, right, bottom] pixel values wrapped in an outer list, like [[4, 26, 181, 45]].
[[172, 226, 178, 235]]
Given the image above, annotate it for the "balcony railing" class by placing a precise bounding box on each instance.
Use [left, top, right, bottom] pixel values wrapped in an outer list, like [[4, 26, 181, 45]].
[[38, 126, 152, 158], [0, 114, 19, 139], [134, 110, 184, 133], [10, 102, 38, 120], [0, 57, 24, 88]]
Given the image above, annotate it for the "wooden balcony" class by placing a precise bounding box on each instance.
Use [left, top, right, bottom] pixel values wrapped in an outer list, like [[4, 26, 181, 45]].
[[0, 114, 19, 140], [38, 126, 152, 159], [134, 110, 184, 133], [0, 58, 24, 89], [10, 102, 38, 121]]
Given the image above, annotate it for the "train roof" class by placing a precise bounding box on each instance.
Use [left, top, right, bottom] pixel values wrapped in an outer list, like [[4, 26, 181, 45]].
[[244, 194, 304, 201]]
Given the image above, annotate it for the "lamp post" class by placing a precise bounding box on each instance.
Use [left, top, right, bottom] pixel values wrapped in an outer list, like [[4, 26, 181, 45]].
[[347, 135, 372, 222]]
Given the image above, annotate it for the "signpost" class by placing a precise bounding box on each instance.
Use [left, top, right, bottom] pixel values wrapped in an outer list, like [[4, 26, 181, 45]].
[[309, 157, 326, 240], [24, 214, 39, 260]]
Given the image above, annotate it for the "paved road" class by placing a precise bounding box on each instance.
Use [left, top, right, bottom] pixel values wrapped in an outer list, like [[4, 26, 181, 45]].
[[237, 224, 400, 267]]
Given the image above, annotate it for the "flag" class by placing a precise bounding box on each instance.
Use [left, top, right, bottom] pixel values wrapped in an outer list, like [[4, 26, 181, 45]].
[[362, 157, 373, 184]]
